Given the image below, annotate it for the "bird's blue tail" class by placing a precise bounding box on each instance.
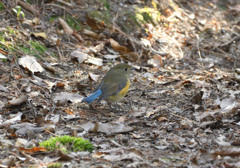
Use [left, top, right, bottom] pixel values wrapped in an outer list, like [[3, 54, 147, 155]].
[[81, 89, 102, 103]]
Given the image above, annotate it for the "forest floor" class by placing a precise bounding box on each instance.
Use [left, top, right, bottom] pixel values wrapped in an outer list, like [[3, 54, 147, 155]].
[[0, 0, 240, 167]]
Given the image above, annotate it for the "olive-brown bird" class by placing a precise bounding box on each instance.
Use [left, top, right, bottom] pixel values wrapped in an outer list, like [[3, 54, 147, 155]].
[[81, 63, 131, 103]]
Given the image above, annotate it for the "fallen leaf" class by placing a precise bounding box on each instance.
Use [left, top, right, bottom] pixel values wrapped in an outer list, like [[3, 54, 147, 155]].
[[152, 55, 163, 68], [7, 95, 26, 106], [53, 92, 84, 104], [18, 55, 44, 73], [80, 121, 134, 134], [86, 13, 104, 31], [82, 29, 99, 39], [59, 18, 73, 35], [122, 52, 139, 62], [19, 147, 47, 154], [89, 73, 100, 82], [110, 38, 131, 54], [31, 32, 47, 39], [85, 56, 103, 66], [103, 54, 120, 59], [71, 51, 88, 64]]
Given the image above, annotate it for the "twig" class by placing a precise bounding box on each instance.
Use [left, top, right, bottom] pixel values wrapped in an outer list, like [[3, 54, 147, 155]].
[[218, 35, 240, 47]]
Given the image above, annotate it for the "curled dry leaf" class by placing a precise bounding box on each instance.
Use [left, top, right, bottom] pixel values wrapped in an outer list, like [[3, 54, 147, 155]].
[[0, 84, 10, 92], [219, 98, 236, 112], [110, 38, 131, 54], [86, 13, 104, 31], [0, 156, 16, 167], [80, 121, 134, 134], [72, 31, 84, 42], [85, 56, 103, 66], [82, 29, 99, 39], [31, 32, 47, 39], [0, 112, 22, 128], [103, 54, 120, 59], [89, 73, 100, 82], [235, 68, 240, 80], [71, 51, 88, 64], [42, 62, 56, 73], [22, 17, 40, 26], [129, 108, 146, 117], [10, 123, 43, 135], [56, 150, 74, 161], [92, 42, 105, 53], [18, 147, 47, 154], [15, 138, 28, 148], [59, 18, 73, 35], [152, 55, 163, 68], [122, 52, 139, 62], [18, 55, 44, 74], [7, 95, 26, 106], [53, 92, 84, 104], [214, 147, 240, 157]]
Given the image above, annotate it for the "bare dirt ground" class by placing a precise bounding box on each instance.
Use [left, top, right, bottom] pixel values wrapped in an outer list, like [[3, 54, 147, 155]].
[[0, 0, 240, 167]]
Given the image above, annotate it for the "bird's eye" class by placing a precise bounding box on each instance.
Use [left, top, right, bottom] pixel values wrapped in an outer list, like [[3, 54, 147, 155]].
[[124, 68, 128, 71]]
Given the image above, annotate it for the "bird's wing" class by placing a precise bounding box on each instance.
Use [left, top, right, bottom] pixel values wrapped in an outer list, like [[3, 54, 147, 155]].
[[98, 80, 127, 101]]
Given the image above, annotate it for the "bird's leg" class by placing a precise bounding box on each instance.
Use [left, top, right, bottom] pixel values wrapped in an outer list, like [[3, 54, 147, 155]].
[[107, 102, 113, 109], [107, 102, 125, 113], [116, 103, 125, 112]]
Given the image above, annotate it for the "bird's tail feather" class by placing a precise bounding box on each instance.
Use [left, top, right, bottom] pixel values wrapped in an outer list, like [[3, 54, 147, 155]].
[[81, 89, 102, 103]]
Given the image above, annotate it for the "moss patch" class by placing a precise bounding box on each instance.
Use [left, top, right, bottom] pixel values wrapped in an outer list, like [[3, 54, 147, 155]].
[[39, 135, 94, 153]]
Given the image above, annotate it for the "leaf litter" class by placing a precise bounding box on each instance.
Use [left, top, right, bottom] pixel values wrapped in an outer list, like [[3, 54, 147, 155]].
[[0, 0, 240, 167]]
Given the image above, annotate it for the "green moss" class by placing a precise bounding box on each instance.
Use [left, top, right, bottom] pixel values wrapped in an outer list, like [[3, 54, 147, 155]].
[[0, 1, 5, 11], [102, 0, 110, 10], [47, 162, 62, 168], [49, 16, 59, 22], [88, 11, 111, 25], [30, 41, 47, 54], [0, 32, 5, 42], [39, 135, 94, 153], [66, 15, 82, 30]]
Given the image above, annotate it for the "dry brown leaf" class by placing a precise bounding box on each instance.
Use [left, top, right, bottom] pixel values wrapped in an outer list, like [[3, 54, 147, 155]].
[[59, 18, 73, 35], [7, 95, 26, 106], [92, 42, 105, 53], [19, 147, 48, 154], [152, 55, 163, 68], [214, 147, 240, 157], [80, 121, 134, 134], [0, 156, 16, 167], [122, 52, 139, 62], [72, 31, 84, 42], [31, 32, 47, 39], [42, 62, 56, 73], [110, 38, 131, 54], [86, 14, 104, 31], [22, 18, 40, 26], [82, 29, 99, 39]]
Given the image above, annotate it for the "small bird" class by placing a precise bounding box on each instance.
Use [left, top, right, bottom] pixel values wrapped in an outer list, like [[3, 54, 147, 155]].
[[82, 63, 132, 104]]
